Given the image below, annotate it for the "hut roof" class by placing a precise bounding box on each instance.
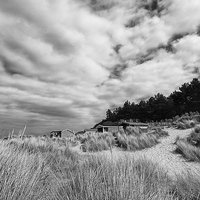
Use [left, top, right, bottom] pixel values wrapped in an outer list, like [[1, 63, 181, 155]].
[[97, 121, 148, 127], [101, 121, 121, 126], [121, 122, 149, 126]]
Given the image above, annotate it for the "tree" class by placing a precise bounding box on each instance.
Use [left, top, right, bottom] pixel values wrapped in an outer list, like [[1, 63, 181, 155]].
[[106, 109, 114, 121], [103, 78, 200, 123]]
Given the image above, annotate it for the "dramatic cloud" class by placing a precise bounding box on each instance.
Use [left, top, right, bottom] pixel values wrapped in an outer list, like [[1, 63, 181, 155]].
[[0, 0, 199, 135]]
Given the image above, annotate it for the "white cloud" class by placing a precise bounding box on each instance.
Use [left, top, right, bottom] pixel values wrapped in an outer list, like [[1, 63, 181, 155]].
[[163, 0, 200, 34]]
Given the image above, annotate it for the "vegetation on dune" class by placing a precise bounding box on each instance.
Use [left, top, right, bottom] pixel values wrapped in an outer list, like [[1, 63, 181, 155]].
[[0, 138, 78, 200], [148, 127, 169, 138], [176, 119, 197, 130], [78, 126, 169, 152], [174, 125, 200, 162], [173, 173, 200, 200], [174, 138, 200, 162], [187, 125, 200, 146], [78, 132, 115, 152], [114, 131, 159, 151], [0, 137, 200, 199]]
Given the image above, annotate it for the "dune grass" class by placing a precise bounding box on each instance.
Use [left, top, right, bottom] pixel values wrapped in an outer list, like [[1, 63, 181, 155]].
[[172, 172, 200, 200], [176, 119, 197, 130], [174, 138, 200, 162], [78, 126, 169, 152], [187, 125, 200, 146], [148, 127, 169, 138], [173, 112, 200, 130], [79, 132, 115, 152], [174, 125, 200, 162], [114, 131, 159, 151], [1, 137, 200, 199], [113, 126, 169, 151]]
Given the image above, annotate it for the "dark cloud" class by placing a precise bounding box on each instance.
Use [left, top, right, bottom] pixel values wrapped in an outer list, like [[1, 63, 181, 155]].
[[169, 33, 190, 43], [109, 64, 128, 79], [136, 0, 171, 17], [17, 101, 77, 118], [44, 32, 75, 55], [113, 44, 122, 54], [89, 0, 116, 11], [0, 56, 25, 76]]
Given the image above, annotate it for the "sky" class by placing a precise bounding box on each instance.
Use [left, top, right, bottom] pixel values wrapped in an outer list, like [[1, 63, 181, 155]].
[[0, 0, 200, 136]]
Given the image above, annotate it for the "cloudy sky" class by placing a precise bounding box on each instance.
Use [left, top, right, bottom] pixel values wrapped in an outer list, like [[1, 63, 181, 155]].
[[0, 0, 200, 136]]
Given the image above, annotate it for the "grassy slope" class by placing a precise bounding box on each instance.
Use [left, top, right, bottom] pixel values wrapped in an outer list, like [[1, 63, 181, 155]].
[[174, 125, 200, 162], [0, 137, 200, 199]]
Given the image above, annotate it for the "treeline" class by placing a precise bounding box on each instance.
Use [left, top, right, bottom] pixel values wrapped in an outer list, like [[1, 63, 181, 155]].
[[105, 78, 200, 122]]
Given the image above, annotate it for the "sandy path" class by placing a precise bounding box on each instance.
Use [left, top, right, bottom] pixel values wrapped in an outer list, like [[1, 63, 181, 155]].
[[91, 128, 200, 179]]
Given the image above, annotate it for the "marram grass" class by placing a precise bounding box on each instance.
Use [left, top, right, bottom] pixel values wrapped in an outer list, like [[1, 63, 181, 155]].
[[0, 137, 200, 200]]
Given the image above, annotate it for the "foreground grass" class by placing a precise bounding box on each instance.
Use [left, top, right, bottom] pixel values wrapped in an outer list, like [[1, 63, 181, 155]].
[[1, 137, 200, 199]]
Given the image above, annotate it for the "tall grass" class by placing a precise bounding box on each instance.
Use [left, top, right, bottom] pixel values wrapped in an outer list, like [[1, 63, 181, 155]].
[[0, 137, 82, 200], [174, 125, 200, 162], [60, 156, 176, 200], [174, 138, 200, 162], [78, 126, 169, 152], [80, 132, 115, 152], [148, 127, 169, 138], [176, 120, 197, 130], [174, 172, 200, 200], [1, 137, 200, 199], [113, 127, 168, 151], [187, 125, 200, 146], [115, 131, 159, 151]]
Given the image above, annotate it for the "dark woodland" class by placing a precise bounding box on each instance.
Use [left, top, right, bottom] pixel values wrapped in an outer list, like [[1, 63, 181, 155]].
[[104, 78, 200, 123]]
